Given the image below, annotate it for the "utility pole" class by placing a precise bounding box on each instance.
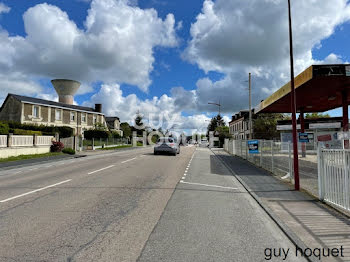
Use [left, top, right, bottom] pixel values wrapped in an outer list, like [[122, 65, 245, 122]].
[[249, 73, 252, 140], [288, 0, 300, 191]]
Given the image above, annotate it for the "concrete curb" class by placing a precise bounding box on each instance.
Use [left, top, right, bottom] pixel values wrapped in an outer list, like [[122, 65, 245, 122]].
[[0, 154, 86, 171], [211, 149, 319, 262]]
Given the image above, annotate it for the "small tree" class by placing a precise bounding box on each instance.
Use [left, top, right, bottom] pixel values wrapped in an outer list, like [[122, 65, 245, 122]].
[[120, 122, 132, 138]]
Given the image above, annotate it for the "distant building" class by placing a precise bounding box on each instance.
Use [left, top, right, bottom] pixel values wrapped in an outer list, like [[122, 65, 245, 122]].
[[105, 117, 123, 136], [0, 94, 106, 136], [229, 110, 254, 140]]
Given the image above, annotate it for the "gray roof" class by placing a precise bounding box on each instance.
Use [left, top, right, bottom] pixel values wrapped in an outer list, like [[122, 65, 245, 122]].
[[6, 93, 102, 114], [105, 117, 120, 122]]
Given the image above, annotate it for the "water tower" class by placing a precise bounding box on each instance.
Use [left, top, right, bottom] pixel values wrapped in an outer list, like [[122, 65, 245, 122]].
[[51, 79, 81, 105]]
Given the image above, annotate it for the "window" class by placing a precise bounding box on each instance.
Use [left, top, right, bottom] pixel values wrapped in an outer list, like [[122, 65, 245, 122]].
[[70, 112, 76, 121], [82, 113, 86, 122], [33, 106, 39, 118], [55, 109, 62, 121], [93, 115, 97, 124]]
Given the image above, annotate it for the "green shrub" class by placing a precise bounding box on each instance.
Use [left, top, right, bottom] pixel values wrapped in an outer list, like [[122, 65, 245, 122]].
[[110, 131, 121, 138], [62, 148, 76, 155], [13, 129, 42, 135], [0, 122, 9, 135], [84, 129, 109, 139]]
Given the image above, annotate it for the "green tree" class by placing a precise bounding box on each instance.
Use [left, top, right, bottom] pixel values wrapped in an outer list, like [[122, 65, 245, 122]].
[[134, 113, 145, 136], [216, 114, 225, 127], [305, 112, 330, 119], [120, 122, 132, 138], [253, 113, 284, 140], [215, 126, 231, 147]]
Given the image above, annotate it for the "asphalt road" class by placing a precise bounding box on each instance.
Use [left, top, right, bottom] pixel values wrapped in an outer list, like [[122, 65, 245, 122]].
[[0, 145, 306, 261]]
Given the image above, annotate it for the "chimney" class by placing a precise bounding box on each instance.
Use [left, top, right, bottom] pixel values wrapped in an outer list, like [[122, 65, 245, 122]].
[[95, 104, 102, 113], [51, 79, 81, 105]]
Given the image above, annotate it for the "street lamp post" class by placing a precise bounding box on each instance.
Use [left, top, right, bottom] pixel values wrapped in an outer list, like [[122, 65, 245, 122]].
[[248, 73, 252, 140], [288, 0, 300, 191]]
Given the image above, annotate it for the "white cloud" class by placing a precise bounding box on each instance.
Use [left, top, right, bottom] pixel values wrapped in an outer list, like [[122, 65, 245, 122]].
[[0, 2, 10, 14], [183, 0, 350, 114], [84, 83, 218, 134], [0, 0, 179, 93]]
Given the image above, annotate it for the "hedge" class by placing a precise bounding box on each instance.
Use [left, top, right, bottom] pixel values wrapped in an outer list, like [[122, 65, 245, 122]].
[[84, 129, 109, 139], [0, 122, 9, 135], [13, 129, 42, 136], [2, 121, 73, 138]]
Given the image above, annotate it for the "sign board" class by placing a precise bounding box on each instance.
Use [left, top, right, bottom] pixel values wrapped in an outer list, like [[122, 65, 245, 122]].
[[309, 122, 341, 129], [299, 133, 309, 143], [248, 140, 259, 154], [337, 132, 350, 140], [277, 124, 301, 131]]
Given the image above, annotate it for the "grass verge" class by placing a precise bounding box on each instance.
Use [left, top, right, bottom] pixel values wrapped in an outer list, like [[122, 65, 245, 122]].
[[98, 145, 133, 150], [0, 152, 63, 163]]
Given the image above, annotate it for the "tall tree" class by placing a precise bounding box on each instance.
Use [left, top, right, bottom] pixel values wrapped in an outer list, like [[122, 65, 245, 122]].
[[253, 113, 284, 140], [134, 113, 145, 136], [216, 114, 225, 127]]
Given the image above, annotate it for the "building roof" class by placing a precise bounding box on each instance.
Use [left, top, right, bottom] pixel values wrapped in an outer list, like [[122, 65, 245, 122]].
[[105, 116, 120, 122], [3, 93, 104, 115], [255, 64, 350, 114]]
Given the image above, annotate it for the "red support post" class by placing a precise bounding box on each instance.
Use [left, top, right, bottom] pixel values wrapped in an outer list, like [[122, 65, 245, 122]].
[[342, 90, 349, 149]]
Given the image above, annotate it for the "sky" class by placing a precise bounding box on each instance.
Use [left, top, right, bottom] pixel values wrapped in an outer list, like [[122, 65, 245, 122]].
[[0, 0, 350, 134]]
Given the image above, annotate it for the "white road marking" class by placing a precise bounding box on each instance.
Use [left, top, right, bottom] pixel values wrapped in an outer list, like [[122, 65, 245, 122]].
[[0, 179, 72, 203], [179, 181, 238, 190], [88, 165, 115, 175], [121, 157, 137, 164], [182, 177, 186, 180]]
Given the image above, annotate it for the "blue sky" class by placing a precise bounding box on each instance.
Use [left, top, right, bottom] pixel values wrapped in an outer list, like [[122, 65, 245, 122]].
[[0, 0, 350, 132]]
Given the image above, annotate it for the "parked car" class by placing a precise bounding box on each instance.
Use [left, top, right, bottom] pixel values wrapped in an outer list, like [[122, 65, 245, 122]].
[[154, 137, 180, 156]]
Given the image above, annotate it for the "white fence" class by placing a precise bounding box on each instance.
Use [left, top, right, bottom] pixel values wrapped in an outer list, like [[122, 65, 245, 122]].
[[0, 135, 54, 148], [11, 135, 33, 147], [224, 139, 294, 179], [0, 135, 7, 147], [36, 136, 53, 146], [318, 149, 350, 212]]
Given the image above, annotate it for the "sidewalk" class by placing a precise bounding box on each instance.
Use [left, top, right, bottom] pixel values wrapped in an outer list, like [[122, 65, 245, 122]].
[[214, 148, 350, 262]]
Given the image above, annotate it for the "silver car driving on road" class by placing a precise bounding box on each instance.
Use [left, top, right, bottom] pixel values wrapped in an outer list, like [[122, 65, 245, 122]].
[[154, 137, 180, 156]]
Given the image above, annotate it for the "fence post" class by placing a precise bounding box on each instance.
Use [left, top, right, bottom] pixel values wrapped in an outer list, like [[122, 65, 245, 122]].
[[33, 134, 38, 147], [271, 140, 274, 173], [92, 138, 95, 150], [317, 144, 324, 201], [7, 133, 13, 148], [288, 142, 293, 182], [260, 140, 263, 167], [343, 150, 349, 209]]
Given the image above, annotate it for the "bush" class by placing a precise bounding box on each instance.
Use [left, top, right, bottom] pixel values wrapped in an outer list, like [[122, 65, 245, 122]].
[[62, 148, 75, 155], [50, 141, 64, 152], [0, 122, 9, 135], [84, 129, 109, 139], [13, 129, 42, 136]]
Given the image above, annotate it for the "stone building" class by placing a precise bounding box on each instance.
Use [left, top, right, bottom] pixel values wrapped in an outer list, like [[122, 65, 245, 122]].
[[0, 93, 106, 136]]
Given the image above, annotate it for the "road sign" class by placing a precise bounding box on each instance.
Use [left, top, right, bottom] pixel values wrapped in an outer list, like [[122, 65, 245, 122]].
[[248, 140, 259, 154], [298, 133, 309, 143]]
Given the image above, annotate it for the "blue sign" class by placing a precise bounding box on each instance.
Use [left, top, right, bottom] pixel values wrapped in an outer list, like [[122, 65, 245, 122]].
[[299, 133, 309, 143], [248, 140, 259, 154]]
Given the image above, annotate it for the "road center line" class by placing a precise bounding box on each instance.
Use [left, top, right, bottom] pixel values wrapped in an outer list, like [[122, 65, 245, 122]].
[[121, 158, 137, 164], [180, 181, 238, 190], [88, 165, 115, 175], [0, 179, 72, 203]]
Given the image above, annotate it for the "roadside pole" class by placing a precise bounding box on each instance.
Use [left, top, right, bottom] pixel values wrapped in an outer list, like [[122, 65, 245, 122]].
[[288, 0, 300, 190]]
